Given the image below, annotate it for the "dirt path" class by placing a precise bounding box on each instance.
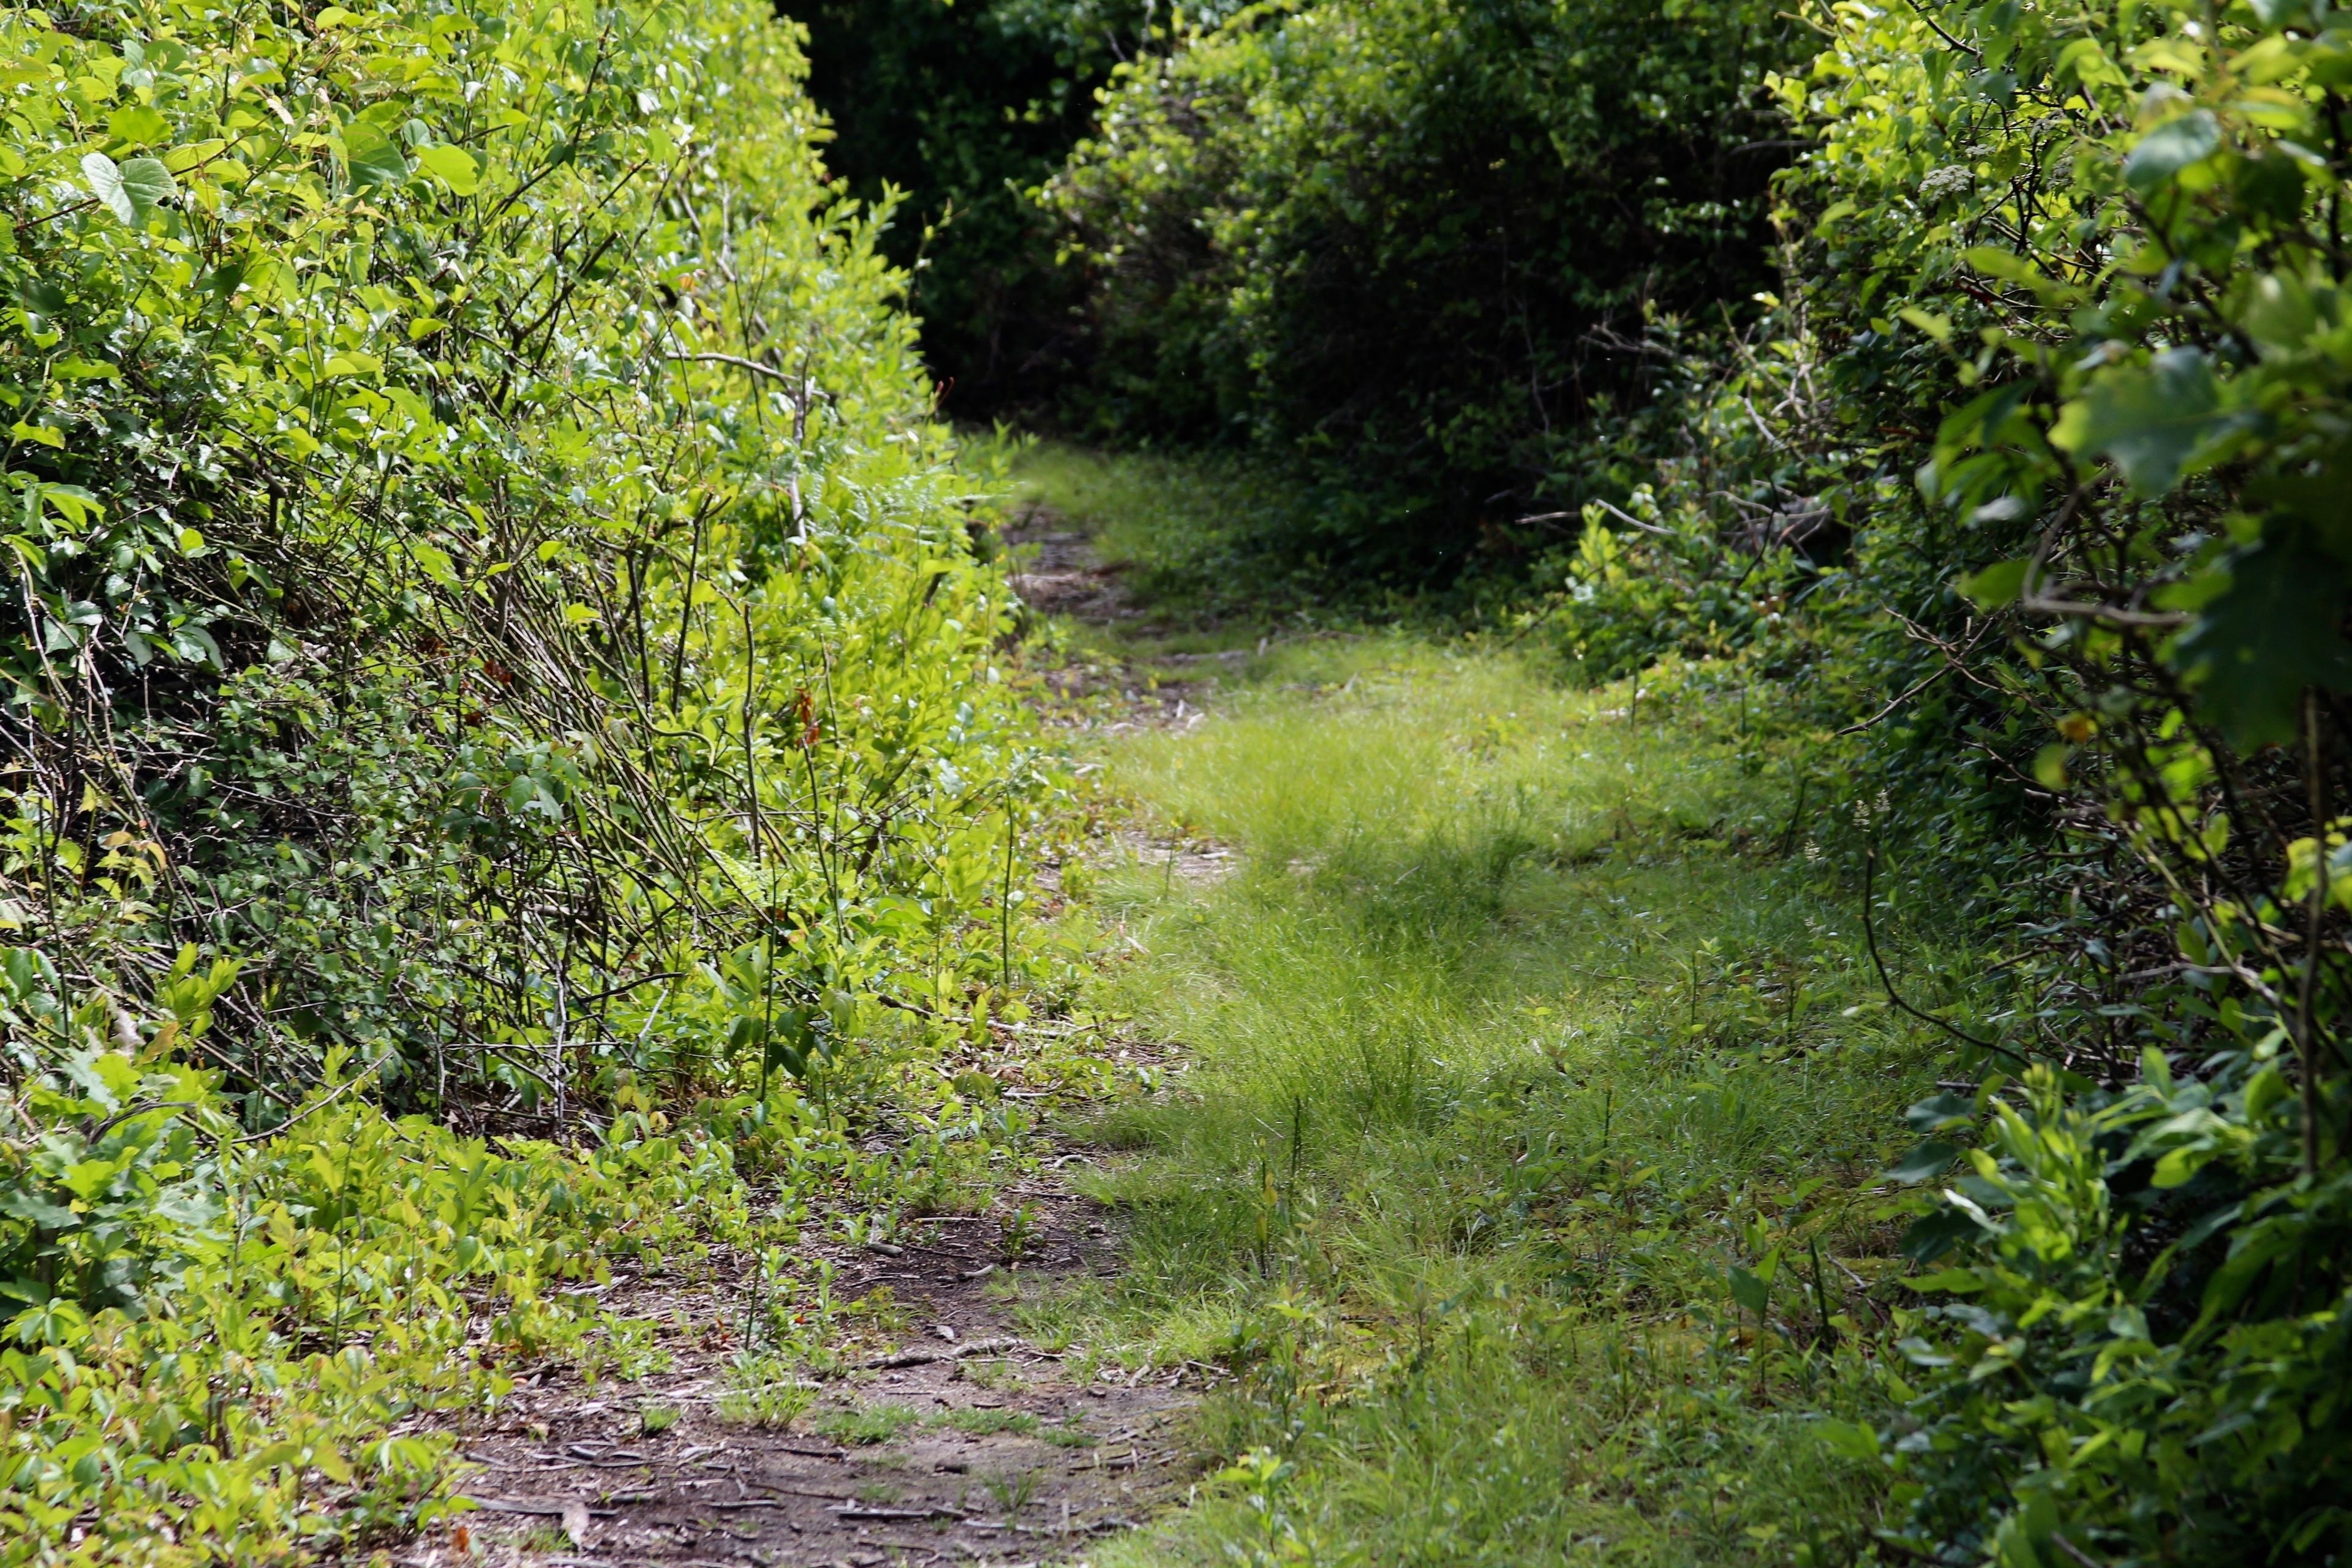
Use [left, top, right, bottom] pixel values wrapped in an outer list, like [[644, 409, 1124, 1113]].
[[437, 1178, 1196, 1568], [417, 516, 1215, 1568]]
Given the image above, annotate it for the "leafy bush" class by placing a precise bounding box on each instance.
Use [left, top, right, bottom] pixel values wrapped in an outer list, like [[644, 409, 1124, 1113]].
[[1856, 1060, 2352, 1566], [0, 1044, 748, 1559], [0, 0, 1039, 1117], [794, 0, 1153, 411], [1047, 0, 1806, 570], [0, 0, 1061, 1553], [1539, 0, 2352, 1556]]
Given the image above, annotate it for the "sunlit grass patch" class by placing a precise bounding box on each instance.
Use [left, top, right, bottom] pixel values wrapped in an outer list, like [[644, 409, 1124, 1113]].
[[1062, 642, 1964, 1564]]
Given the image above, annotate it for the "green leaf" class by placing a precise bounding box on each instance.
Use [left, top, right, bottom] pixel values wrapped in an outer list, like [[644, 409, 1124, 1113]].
[[414, 143, 480, 195], [81, 151, 136, 224], [1899, 1207, 1980, 1264], [2051, 348, 2255, 497], [1814, 1419, 1881, 1461], [106, 105, 170, 148], [118, 157, 178, 221], [2174, 537, 2352, 747], [1905, 1093, 1975, 1134], [83, 151, 176, 225], [1884, 1140, 1958, 1184], [2124, 110, 2221, 192], [1727, 1265, 1771, 1314], [344, 119, 412, 189], [1957, 557, 2030, 608]]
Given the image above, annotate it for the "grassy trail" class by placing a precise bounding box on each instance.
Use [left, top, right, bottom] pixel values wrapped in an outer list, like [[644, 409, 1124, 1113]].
[[1005, 456, 1967, 1566]]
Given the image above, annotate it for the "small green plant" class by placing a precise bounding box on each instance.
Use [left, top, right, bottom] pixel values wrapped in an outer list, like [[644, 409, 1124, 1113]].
[[638, 1403, 682, 1438], [811, 1401, 926, 1446], [1040, 1419, 1099, 1449], [716, 1355, 820, 1431], [959, 1356, 1023, 1391], [581, 1319, 674, 1387], [846, 1286, 913, 1343], [982, 1465, 1042, 1518], [999, 1204, 1041, 1264], [941, 1407, 1040, 1437]]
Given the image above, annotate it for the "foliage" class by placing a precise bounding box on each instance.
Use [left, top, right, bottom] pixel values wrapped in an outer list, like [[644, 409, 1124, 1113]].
[[1518, 0, 2352, 1556], [1046, 0, 1806, 570], [1849, 1058, 2352, 1567], [0, 0, 1065, 1554], [0, 1031, 747, 1562], [0, 0, 1046, 1117], [793, 0, 1155, 412]]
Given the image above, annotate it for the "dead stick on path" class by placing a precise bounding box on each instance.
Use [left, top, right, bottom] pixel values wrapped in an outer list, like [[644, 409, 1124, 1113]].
[[865, 1335, 1022, 1369]]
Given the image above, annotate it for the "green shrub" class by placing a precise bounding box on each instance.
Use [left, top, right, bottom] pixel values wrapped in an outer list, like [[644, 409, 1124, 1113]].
[[794, 0, 1153, 412], [0, 0, 1055, 1554], [0, 0, 1041, 1114], [1542, 0, 2352, 1556], [1047, 0, 1806, 571]]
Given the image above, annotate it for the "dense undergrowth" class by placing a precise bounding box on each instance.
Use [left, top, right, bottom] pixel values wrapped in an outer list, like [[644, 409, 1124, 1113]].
[[981, 0, 2352, 1551], [0, 0, 1061, 1557], [7, 0, 2350, 1558], [1025, 639, 1953, 1566]]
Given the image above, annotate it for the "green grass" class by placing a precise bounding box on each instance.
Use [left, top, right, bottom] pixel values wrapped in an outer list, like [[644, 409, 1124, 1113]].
[[1042, 636, 1978, 1567], [939, 1406, 1042, 1437], [810, 1401, 927, 1446], [1040, 1419, 1100, 1449], [988, 435, 1335, 625]]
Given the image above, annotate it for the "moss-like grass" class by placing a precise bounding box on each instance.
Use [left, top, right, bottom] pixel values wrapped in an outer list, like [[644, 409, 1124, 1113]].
[[1038, 627, 1984, 1566]]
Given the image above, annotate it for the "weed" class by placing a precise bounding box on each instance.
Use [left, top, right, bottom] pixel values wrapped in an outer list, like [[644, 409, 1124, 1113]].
[[998, 1204, 1041, 1264], [941, 1407, 1040, 1437], [983, 1465, 1043, 1518], [581, 1319, 673, 1386], [959, 1357, 1023, 1391], [639, 1403, 682, 1438], [716, 1354, 820, 1431], [811, 1402, 926, 1446]]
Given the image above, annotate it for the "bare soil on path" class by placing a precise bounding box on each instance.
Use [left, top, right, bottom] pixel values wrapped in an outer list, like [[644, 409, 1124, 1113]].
[[432, 1181, 1197, 1568], [409, 514, 1217, 1568]]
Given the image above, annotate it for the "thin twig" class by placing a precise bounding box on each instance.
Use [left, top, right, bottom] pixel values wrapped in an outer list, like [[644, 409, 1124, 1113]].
[[1863, 842, 2030, 1066]]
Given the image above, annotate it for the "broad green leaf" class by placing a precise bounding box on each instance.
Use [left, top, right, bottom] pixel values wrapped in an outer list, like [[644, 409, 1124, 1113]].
[[1885, 1140, 1959, 1184], [1905, 1093, 1975, 1133], [1727, 1265, 1771, 1313], [2173, 537, 2352, 747], [106, 105, 169, 146], [1957, 557, 2030, 608], [414, 143, 479, 195], [1813, 1419, 1880, 1461], [163, 139, 227, 173], [119, 156, 177, 220], [81, 151, 136, 224], [344, 119, 412, 188], [2051, 349, 2256, 496], [2124, 110, 2221, 191], [85, 152, 177, 225]]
